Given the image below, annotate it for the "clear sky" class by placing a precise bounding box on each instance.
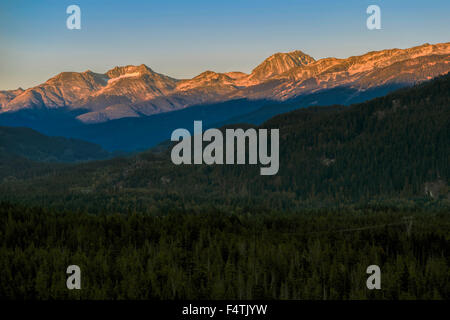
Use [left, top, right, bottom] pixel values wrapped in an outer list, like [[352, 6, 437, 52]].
[[0, 0, 449, 90]]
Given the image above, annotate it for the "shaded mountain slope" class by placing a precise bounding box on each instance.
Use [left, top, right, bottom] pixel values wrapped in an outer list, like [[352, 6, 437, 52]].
[[0, 126, 111, 162]]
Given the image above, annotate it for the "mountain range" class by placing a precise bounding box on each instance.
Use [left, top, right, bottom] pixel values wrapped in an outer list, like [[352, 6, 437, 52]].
[[1, 42, 449, 151]]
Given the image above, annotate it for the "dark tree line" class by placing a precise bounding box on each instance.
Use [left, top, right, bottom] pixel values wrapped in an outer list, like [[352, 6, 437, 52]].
[[0, 203, 448, 300]]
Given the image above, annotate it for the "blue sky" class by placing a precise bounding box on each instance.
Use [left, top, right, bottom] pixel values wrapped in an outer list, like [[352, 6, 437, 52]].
[[0, 0, 449, 90]]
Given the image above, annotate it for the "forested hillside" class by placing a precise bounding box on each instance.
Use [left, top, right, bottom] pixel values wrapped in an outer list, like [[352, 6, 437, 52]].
[[0, 126, 110, 162], [0, 73, 448, 212]]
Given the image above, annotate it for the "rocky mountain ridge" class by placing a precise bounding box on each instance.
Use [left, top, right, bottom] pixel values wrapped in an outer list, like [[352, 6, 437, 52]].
[[1, 42, 449, 124]]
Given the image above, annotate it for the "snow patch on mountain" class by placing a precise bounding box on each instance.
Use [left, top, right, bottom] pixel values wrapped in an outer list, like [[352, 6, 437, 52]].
[[107, 72, 141, 84]]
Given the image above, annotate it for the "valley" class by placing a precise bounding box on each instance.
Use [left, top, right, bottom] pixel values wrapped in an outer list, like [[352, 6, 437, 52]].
[[0, 72, 448, 211]]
